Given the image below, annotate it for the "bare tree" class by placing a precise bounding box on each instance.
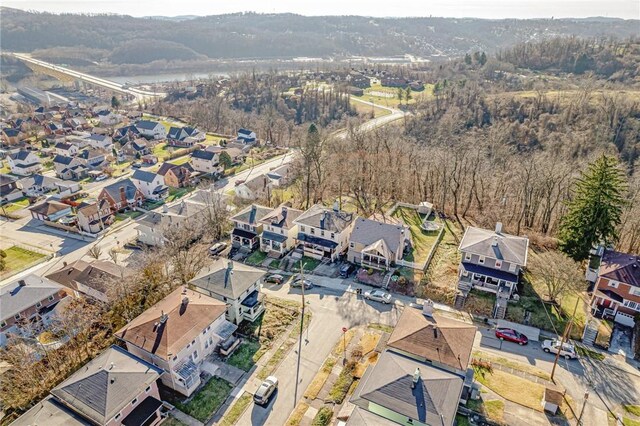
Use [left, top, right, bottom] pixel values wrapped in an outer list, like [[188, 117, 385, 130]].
[[87, 245, 103, 260], [526, 250, 585, 303]]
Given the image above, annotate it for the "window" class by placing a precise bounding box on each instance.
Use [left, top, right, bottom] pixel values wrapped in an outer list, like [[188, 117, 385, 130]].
[[115, 413, 121, 420], [509, 263, 517, 273], [310, 228, 315, 235], [14, 314, 21, 320], [145, 386, 151, 393], [48, 295, 55, 301], [624, 300, 639, 311], [321, 230, 325, 237], [478, 256, 485, 265], [173, 356, 178, 361], [193, 350, 198, 360], [608, 281, 619, 288], [350, 242, 355, 248], [495, 260, 502, 268], [630, 287, 640, 297], [0, 321, 6, 328], [301, 226, 305, 232], [205, 341, 209, 349], [331, 233, 335, 239], [203, 329, 206, 335], [36, 302, 42, 308], [131, 398, 138, 406], [464, 253, 471, 261]]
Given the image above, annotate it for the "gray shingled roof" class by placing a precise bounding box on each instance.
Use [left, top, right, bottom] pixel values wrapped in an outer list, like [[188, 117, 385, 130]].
[[230, 204, 272, 225], [190, 259, 266, 299], [12, 396, 92, 426], [259, 205, 303, 229], [131, 169, 158, 183], [102, 179, 139, 201], [294, 204, 354, 233], [459, 226, 529, 266], [135, 120, 161, 131], [0, 275, 64, 321], [350, 217, 407, 255], [351, 350, 463, 426], [50, 346, 161, 425]]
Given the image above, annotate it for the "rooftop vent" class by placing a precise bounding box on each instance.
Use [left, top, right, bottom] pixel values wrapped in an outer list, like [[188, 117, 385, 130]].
[[495, 222, 503, 234], [411, 368, 421, 389], [159, 311, 168, 324]]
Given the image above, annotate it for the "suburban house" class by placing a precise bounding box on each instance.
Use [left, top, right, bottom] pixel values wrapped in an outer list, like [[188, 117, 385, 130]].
[[121, 138, 151, 157], [76, 199, 114, 234], [1, 127, 23, 145], [115, 287, 233, 396], [47, 259, 128, 303], [54, 142, 79, 157], [97, 110, 122, 125], [190, 259, 267, 324], [457, 223, 529, 318], [7, 150, 42, 176], [131, 170, 169, 201], [64, 117, 88, 131], [266, 163, 291, 187], [0, 275, 67, 347], [229, 204, 272, 250], [236, 128, 256, 143], [234, 174, 272, 201], [136, 200, 208, 247], [0, 174, 22, 204], [259, 205, 303, 257], [29, 200, 73, 222], [167, 126, 205, 147], [18, 174, 65, 196], [77, 148, 108, 169], [293, 204, 355, 261], [589, 249, 640, 327], [113, 124, 140, 143], [14, 346, 164, 426], [98, 179, 144, 212], [348, 217, 411, 270], [86, 134, 114, 150], [45, 122, 67, 136], [345, 300, 479, 425], [206, 145, 244, 165], [135, 120, 166, 140], [53, 154, 87, 180], [157, 162, 193, 188], [190, 149, 223, 175]]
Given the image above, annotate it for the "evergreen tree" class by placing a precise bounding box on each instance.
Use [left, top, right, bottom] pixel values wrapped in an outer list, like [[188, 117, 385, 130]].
[[111, 96, 120, 109], [397, 88, 404, 105], [0, 249, 6, 271], [558, 155, 628, 261], [479, 52, 487, 66], [405, 87, 412, 103], [219, 151, 233, 169], [464, 53, 472, 65]]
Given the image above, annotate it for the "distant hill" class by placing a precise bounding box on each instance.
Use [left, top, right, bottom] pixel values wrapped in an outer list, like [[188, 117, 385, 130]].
[[1, 8, 638, 65]]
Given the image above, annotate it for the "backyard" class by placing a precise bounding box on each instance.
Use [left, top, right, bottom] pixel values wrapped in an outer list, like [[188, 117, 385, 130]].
[[391, 206, 442, 264], [165, 187, 194, 203], [245, 250, 267, 266], [2, 197, 30, 215], [169, 377, 233, 423], [1, 246, 47, 278], [115, 210, 143, 221]]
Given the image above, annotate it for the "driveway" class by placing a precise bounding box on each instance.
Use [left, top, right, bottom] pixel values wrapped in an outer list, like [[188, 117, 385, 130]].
[[609, 325, 633, 358]]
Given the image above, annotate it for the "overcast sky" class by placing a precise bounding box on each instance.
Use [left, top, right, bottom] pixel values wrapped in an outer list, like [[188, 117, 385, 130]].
[[3, 0, 639, 19]]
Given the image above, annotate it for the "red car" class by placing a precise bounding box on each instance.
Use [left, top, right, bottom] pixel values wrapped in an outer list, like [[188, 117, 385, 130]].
[[495, 328, 528, 345]]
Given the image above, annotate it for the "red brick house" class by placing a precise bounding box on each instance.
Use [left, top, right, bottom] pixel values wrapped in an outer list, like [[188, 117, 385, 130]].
[[98, 179, 144, 213], [157, 162, 193, 188], [590, 249, 640, 327]]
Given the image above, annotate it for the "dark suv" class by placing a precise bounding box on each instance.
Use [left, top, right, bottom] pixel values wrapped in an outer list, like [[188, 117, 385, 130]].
[[340, 263, 356, 278]]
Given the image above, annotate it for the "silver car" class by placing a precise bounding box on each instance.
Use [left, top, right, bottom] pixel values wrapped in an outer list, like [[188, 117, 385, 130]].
[[254, 376, 278, 405], [364, 290, 392, 304]]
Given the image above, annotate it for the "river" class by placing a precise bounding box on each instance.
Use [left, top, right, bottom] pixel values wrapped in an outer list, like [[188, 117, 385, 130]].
[[107, 72, 229, 84]]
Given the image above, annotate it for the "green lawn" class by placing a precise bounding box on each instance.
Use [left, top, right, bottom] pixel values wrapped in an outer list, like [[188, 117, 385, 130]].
[[295, 256, 321, 272], [624, 405, 640, 417], [246, 250, 268, 266], [624, 418, 640, 426], [115, 210, 143, 221], [226, 341, 261, 372], [2, 246, 46, 276], [161, 416, 188, 426], [166, 187, 194, 203], [174, 377, 232, 422], [151, 142, 170, 158], [392, 207, 441, 264], [171, 155, 192, 166], [3, 197, 30, 214], [220, 392, 252, 426]]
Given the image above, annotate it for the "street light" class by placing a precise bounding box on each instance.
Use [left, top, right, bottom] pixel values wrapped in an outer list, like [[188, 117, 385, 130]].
[[293, 260, 307, 408], [342, 326, 348, 365], [577, 391, 589, 425]]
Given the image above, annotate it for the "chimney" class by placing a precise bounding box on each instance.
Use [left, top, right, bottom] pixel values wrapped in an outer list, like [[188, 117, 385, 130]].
[[119, 186, 126, 205], [224, 261, 234, 288], [159, 310, 168, 324], [422, 299, 434, 317], [333, 200, 339, 212], [18, 280, 26, 287], [63, 261, 68, 267], [495, 222, 503, 234], [491, 236, 498, 247], [411, 368, 421, 389], [162, 203, 168, 213], [320, 211, 326, 229]]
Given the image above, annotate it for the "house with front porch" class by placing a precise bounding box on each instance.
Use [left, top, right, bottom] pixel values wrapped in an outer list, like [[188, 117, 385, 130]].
[[457, 223, 529, 318], [259, 205, 303, 258], [0, 175, 22, 204], [8, 150, 42, 176], [293, 204, 355, 261], [190, 259, 267, 325], [76, 199, 114, 234], [347, 217, 411, 270], [589, 249, 640, 327], [131, 170, 169, 201], [29, 200, 73, 222], [190, 149, 223, 175], [116, 287, 233, 396], [229, 204, 272, 250]]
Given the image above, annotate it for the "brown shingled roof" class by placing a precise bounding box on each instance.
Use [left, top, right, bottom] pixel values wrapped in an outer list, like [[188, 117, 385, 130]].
[[115, 287, 226, 360], [387, 307, 476, 371]]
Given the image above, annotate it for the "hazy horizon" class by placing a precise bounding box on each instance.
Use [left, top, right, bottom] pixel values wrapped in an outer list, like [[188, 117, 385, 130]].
[[3, 0, 639, 20]]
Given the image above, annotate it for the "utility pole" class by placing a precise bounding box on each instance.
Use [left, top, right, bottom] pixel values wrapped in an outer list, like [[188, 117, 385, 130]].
[[342, 327, 348, 365], [577, 391, 589, 425], [293, 261, 307, 408], [551, 297, 580, 381]]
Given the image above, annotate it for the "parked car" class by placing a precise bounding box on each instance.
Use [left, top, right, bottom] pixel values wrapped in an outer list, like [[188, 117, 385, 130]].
[[131, 162, 142, 169], [95, 174, 108, 181], [541, 339, 578, 359], [340, 263, 356, 278], [265, 274, 284, 284], [495, 328, 528, 345], [291, 278, 314, 290], [364, 290, 392, 304], [254, 376, 278, 405], [209, 242, 227, 256]]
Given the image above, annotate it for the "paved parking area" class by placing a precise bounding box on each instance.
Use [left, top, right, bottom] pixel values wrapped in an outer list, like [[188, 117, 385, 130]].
[[609, 325, 633, 357]]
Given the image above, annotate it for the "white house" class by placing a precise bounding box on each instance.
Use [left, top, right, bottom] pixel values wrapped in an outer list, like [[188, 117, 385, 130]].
[[115, 287, 234, 396], [229, 204, 272, 250], [131, 170, 168, 201], [259, 205, 303, 257], [293, 203, 355, 261], [237, 128, 256, 143], [54, 142, 79, 157], [85, 133, 113, 150], [190, 149, 223, 175], [7, 151, 43, 176], [97, 110, 122, 125], [190, 259, 267, 325], [135, 120, 167, 140], [234, 174, 272, 201]]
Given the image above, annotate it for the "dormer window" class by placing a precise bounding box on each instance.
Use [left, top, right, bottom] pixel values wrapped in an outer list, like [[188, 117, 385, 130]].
[[608, 280, 619, 288], [495, 260, 502, 268], [464, 253, 471, 261], [478, 256, 485, 265]]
